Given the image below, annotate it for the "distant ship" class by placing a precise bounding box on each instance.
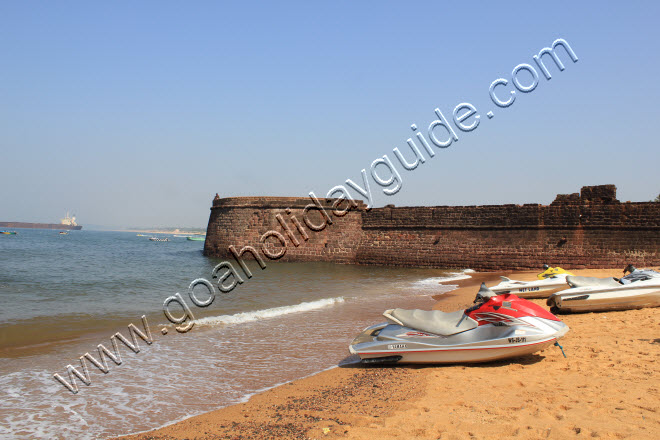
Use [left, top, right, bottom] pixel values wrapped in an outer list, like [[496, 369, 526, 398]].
[[59, 212, 81, 229], [0, 212, 83, 230]]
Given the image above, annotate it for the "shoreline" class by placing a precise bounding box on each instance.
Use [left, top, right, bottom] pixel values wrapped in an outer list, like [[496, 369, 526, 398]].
[[116, 268, 660, 440]]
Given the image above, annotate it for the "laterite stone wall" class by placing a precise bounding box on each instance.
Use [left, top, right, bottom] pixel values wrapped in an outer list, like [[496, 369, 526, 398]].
[[203, 197, 365, 264], [203, 186, 660, 270]]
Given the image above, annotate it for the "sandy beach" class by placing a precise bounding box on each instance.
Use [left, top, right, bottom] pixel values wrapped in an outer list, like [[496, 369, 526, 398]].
[[117, 268, 659, 440]]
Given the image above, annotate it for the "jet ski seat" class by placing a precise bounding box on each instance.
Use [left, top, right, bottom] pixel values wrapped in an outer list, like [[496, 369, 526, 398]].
[[620, 269, 660, 284], [566, 275, 621, 289], [383, 309, 478, 336]]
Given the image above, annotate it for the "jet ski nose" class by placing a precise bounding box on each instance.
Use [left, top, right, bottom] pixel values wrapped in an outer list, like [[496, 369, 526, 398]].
[[554, 322, 570, 339]]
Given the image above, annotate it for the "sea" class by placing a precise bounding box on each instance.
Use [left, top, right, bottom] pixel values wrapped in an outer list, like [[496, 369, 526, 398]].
[[0, 229, 471, 439]]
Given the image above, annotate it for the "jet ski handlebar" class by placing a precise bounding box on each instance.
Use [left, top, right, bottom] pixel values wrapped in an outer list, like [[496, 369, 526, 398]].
[[623, 264, 637, 275]]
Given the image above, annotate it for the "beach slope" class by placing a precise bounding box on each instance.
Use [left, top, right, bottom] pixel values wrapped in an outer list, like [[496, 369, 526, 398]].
[[117, 269, 659, 440]]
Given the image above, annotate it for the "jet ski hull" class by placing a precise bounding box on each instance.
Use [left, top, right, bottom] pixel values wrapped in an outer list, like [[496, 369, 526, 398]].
[[547, 282, 660, 313]]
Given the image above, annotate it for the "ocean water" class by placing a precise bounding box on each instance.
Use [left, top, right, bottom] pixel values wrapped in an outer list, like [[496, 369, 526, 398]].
[[0, 229, 468, 439]]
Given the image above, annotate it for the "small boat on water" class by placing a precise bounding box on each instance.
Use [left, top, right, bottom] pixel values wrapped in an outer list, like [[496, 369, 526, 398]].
[[58, 231, 68, 235], [149, 237, 169, 242], [547, 265, 660, 313], [489, 265, 574, 299], [1, 231, 17, 235], [173, 235, 191, 238], [136, 234, 148, 237], [187, 236, 205, 241]]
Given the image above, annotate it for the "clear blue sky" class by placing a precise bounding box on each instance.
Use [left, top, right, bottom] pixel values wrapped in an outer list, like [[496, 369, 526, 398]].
[[1, 1, 659, 228]]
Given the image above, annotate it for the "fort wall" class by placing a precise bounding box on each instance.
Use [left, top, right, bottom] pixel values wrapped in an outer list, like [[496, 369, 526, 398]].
[[203, 186, 660, 270], [203, 197, 365, 264]]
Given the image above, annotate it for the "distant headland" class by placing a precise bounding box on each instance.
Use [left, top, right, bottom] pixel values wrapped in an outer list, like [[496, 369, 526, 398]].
[[1, 212, 82, 231], [1, 214, 82, 231]]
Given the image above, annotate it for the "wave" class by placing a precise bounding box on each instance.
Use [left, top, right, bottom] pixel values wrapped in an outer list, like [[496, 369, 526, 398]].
[[413, 269, 474, 287], [193, 297, 345, 327]]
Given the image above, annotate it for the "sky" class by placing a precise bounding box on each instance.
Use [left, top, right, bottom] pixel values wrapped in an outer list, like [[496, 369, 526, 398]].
[[1, 1, 659, 228]]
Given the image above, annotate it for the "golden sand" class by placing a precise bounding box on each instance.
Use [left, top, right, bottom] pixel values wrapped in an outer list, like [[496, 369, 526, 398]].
[[117, 269, 659, 440]]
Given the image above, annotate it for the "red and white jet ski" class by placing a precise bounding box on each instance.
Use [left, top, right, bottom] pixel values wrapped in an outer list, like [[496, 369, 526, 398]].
[[349, 283, 569, 364]]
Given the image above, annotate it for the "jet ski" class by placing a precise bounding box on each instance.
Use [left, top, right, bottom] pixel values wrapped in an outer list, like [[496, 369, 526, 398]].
[[547, 265, 660, 313], [489, 265, 573, 299], [349, 283, 569, 364], [537, 265, 574, 280]]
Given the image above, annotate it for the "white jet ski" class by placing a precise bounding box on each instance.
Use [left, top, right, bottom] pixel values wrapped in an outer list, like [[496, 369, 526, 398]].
[[547, 265, 660, 313], [490, 276, 568, 299], [349, 284, 569, 364]]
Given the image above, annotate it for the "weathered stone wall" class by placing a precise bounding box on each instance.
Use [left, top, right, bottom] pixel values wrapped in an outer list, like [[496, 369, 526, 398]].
[[203, 197, 365, 264], [203, 186, 660, 270]]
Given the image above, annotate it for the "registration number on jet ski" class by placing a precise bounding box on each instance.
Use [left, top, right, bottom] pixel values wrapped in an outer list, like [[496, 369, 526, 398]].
[[508, 337, 527, 343], [518, 287, 540, 292], [387, 344, 407, 350]]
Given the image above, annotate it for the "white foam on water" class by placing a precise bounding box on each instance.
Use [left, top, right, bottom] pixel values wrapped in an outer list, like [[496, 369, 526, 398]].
[[193, 296, 345, 327], [1, 268, 473, 439], [413, 269, 474, 287]]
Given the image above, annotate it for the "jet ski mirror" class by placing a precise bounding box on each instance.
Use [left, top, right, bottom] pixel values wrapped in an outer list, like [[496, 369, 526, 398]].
[[623, 264, 637, 275], [474, 282, 497, 303]]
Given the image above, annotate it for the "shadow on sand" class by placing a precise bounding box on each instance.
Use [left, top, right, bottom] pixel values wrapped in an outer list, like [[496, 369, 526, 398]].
[[337, 352, 547, 369]]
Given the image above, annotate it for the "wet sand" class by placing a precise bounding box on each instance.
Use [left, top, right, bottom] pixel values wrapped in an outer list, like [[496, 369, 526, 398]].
[[117, 269, 660, 440]]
